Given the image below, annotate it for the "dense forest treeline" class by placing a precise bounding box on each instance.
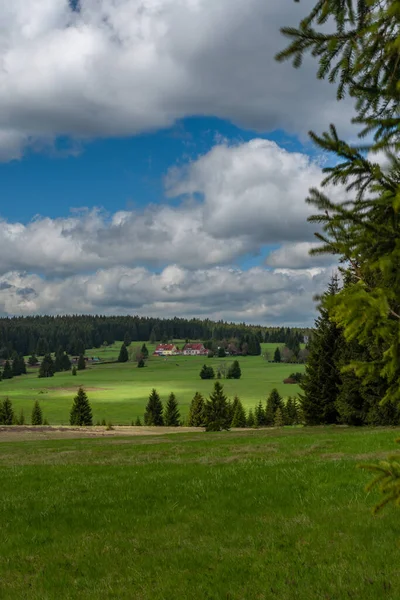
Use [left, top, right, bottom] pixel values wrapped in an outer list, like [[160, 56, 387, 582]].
[[0, 315, 310, 358]]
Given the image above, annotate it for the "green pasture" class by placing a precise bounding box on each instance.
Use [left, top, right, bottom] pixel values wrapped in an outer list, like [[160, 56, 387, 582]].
[[1, 427, 400, 599], [4, 341, 304, 424]]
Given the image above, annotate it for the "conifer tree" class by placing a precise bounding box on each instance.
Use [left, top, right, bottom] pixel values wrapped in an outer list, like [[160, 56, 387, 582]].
[[300, 277, 341, 425], [18, 409, 25, 426], [164, 393, 181, 426], [118, 343, 129, 363], [255, 401, 266, 427], [0, 397, 14, 425], [231, 397, 247, 428], [38, 354, 55, 378], [28, 353, 38, 366], [265, 389, 285, 426], [2, 360, 13, 380], [247, 409, 255, 428], [123, 332, 132, 347], [274, 407, 284, 428], [144, 389, 164, 426], [187, 392, 205, 427], [141, 344, 149, 360], [61, 353, 71, 371], [227, 360, 241, 380], [203, 382, 231, 431], [200, 364, 215, 380], [286, 397, 299, 426], [72, 366, 77, 376], [70, 387, 93, 426], [77, 354, 86, 371], [137, 358, 145, 368], [31, 400, 43, 426], [135, 416, 142, 426], [274, 347, 281, 363]]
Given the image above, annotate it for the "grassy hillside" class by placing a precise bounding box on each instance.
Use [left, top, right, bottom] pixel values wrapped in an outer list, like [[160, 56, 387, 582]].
[[2, 341, 304, 424], [0, 427, 399, 599]]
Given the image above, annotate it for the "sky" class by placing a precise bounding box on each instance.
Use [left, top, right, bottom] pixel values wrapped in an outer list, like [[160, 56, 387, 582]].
[[0, 0, 353, 326]]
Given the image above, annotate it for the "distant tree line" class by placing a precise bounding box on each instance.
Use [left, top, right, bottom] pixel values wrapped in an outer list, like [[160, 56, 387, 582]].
[[0, 315, 310, 358]]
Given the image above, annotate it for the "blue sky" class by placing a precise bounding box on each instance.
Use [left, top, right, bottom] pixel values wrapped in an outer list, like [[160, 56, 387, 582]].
[[0, 0, 347, 324]]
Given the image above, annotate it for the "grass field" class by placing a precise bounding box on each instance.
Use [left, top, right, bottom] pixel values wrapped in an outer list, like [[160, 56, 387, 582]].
[[2, 342, 304, 425], [1, 426, 400, 599]]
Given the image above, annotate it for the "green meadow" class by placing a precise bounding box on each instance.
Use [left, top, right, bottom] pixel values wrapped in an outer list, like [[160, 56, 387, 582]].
[[1, 427, 400, 599], [2, 342, 304, 425]]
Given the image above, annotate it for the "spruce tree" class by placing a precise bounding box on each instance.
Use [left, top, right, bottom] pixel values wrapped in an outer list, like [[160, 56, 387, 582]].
[[300, 277, 341, 425], [0, 397, 14, 425], [164, 393, 181, 426], [38, 354, 55, 378], [254, 401, 266, 427], [18, 409, 25, 426], [70, 387, 93, 426], [227, 360, 241, 380], [203, 382, 231, 431], [77, 354, 86, 370], [144, 389, 164, 426], [187, 392, 205, 427], [247, 409, 255, 428], [28, 353, 38, 366], [61, 353, 71, 371], [135, 416, 142, 426], [200, 364, 215, 380], [31, 400, 43, 426], [274, 347, 281, 363], [118, 343, 129, 363], [2, 360, 13, 380], [123, 332, 132, 347], [72, 366, 77, 376], [265, 389, 285, 426], [141, 344, 149, 360], [274, 407, 284, 428], [231, 397, 247, 427], [137, 358, 145, 368]]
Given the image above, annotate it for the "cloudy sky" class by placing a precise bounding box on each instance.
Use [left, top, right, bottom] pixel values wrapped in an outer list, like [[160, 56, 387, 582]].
[[0, 0, 350, 325]]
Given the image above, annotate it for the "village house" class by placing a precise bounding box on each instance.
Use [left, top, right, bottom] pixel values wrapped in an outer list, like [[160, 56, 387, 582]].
[[182, 343, 208, 356], [153, 344, 179, 356]]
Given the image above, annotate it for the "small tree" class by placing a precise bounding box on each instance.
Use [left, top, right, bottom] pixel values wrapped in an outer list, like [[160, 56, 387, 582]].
[[164, 393, 181, 426], [255, 401, 266, 427], [137, 358, 145, 368], [144, 389, 164, 426], [0, 397, 14, 425], [141, 344, 149, 360], [187, 392, 205, 427], [17, 409, 25, 426], [28, 353, 38, 366], [2, 360, 13, 380], [135, 416, 142, 426], [77, 354, 86, 371], [227, 360, 241, 380], [231, 397, 247, 427], [38, 354, 55, 378], [61, 353, 72, 371], [247, 409, 255, 428], [118, 343, 129, 363], [70, 387, 93, 426], [200, 364, 215, 380], [274, 407, 284, 427], [72, 366, 77, 376], [265, 388, 285, 426], [124, 332, 132, 347], [203, 382, 231, 431], [274, 347, 281, 363], [31, 400, 43, 426]]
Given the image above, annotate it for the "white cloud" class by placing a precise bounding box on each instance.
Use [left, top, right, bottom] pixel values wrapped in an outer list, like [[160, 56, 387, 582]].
[[0, 0, 356, 160], [0, 265, 330, 325], [265, 242, 338, 269]]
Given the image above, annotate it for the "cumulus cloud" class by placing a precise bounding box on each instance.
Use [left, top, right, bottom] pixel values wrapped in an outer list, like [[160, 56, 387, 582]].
[[265, 242, 338, 269], [0, 0, 355, 160], [0, 265, 330, 325]]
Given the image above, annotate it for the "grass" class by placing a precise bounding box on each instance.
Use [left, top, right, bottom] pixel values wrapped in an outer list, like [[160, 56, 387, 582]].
[[3, 342, 304, 425], [1, 426, 400, 599]]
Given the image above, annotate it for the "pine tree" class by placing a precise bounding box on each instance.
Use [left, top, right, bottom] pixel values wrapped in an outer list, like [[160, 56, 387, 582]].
[[286, 397, 299, 426], [38, 354, 55, 378], [28, 353, 38, 366], [0, 397, 14, 425], [137, 358, 145, 368], [247, 409, 255, 428], [61, 353, 71, 371], [135, 416, 142, 426], [227, 360, 241, 380], [254, 401, 266, 427], [300, 277, 341, 425], [203, 382, 231, 432], [118, 343, 129, 363], [70, 387, 93, 426], [265, 389, 285, 426], [77, 354, 86, 371], [123, 332, 132, 347], [17, 409, 25, 426], [274, 407, 284, 428], [2, 360, 13, 380], [231, 397, 247, 427], [144, 389, 164, 426], [72, 366, 77, 376], [149, 328, 157, 344], [164, 393, 181, 426], [141, 344, 149, 360], [200, 364, 215, 380], [187, 392, 205, 427], [31, 400, 43, 426], [274, 347, 281, 363]]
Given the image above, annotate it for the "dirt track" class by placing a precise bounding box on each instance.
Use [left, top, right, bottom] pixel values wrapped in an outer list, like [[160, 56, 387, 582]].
[[0, 425, 203, 442]]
